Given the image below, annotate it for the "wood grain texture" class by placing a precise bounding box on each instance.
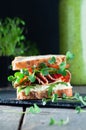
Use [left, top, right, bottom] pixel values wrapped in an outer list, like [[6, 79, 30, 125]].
[[22, 108, 86, 130], [0, 106, 22, 130]]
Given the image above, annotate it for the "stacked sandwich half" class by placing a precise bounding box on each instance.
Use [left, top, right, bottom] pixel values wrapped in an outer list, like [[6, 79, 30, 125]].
[[8, 53, 73, 99]]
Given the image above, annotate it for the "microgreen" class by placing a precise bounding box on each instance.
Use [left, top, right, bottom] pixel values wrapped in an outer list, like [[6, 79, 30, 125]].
[[74, 93, 86, 106], [48, 56, 56, 64], [0, 17, 25, 56], [28, 73, 36, 83], [49, 118, 57, 125], [21, 69, 29, 76], [83, 96, 86, 101], [48, 86, 53, 97], [41, 68, 49, 76], [78, 96, 86, 106], [60, 62, 66, 70], [8, 75, 16, 81], [66, 51, 74, 61], [42, 98, 47, 105], [41, 67, 56, 76], [14, 72, 22, 77], [39, 63, 47, 68], [3, 104, 41, 114], [75, 106, 86, 114], [74, 93, 80, 99], [42, 96, 58, 106], [62, 93, 67, 99], [58, 62, 67, 76], [57, 117, 69, 126], [27, 104, 41, 114], [51, 94, 58, 102], [49, 117, 69, 126], [75, 106, 82, 114], [24, 87, 31, 96]]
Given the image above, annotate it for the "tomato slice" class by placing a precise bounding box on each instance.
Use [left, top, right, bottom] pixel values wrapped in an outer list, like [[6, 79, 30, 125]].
[[61, 71, 71, 82], [53, 73, 62, 79], [52, 71, 71, 82]]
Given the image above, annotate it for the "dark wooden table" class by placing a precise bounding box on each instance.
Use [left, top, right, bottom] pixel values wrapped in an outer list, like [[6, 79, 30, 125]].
[[0, 86, 86, 130]]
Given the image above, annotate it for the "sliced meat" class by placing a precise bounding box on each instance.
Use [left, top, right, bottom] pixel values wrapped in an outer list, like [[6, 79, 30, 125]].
[[46, 74, 56, 82], [36, 70, 71, 85], [36, 77, 46, 85], [36, 73, 48, 85]]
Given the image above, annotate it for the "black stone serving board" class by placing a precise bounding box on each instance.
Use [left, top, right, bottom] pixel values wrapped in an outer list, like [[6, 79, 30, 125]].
[[0, 90, 85, 108]]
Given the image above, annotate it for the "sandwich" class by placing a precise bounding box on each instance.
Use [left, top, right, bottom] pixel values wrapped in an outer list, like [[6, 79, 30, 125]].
[[8, 53, 73, 100]]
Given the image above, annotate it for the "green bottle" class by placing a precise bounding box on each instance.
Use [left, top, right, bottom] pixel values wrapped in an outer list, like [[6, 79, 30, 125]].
[[59, 0, 86, 85]]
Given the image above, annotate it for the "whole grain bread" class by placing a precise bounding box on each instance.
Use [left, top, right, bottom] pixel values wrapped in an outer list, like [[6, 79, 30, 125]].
[[17, 84, 72, 99], [12, 55, 66, 70]]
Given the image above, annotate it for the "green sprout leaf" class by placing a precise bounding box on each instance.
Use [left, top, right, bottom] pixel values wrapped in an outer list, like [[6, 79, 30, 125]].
[[79, 96, 86, 106], [48, 86, 53, 97], [21, 69, 29, 76], [62, 93, 67, 99], [48, 57, 56, 64], [14, 72, 24, 78], [41, 68, 49, 76], [39, 63, 47, 68], [42, 98, 47, 105], [24, 87, 31, 96], [59, 62, 66, 70], [66, 51, 74, 61], [74, 93, 80, 99], [28, 104, 41, 114], [74, 93, 86, 106], [2, 104, 41, 114], [57, 117, 69, 126], [51, 94, 58, 102], [75, 106, 82, 114], [49, 118, 57, 125], [84, 96, 86, 101], [15, 72, 24, 83], [58, 62, 67, 76], [8, 75, 15, 81], [49, 117, 69, 126], [28, 73, 36, 83]]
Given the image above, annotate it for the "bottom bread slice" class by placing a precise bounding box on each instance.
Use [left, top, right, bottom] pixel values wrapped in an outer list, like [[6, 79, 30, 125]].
[[17, 83, 72, 99]]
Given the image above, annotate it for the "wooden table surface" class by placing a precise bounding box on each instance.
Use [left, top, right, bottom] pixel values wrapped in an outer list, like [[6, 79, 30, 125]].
[[0, 86, 86, 130]]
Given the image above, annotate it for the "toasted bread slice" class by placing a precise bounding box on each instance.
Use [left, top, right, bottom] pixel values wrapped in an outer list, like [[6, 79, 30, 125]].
[[12, 55, 66, 70], [17, 83, 72, 99]]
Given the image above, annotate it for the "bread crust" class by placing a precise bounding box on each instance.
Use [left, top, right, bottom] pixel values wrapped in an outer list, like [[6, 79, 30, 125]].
[[17, 87, 72, 99], [12, 55, 66, 70]]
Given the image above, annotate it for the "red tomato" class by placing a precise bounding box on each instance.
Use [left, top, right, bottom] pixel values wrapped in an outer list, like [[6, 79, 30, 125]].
[[53, 74, 62, 79], [61, 71, 71, 82], [52, 71, 71, 82]]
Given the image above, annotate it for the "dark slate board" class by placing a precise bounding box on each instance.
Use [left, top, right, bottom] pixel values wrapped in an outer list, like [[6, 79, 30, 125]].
[[0, 98, 85, 108]]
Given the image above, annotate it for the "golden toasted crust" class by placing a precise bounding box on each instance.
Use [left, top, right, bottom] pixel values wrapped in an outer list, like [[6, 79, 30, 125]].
[[17, 87, 72, 99], [12, 55, 66, 70]]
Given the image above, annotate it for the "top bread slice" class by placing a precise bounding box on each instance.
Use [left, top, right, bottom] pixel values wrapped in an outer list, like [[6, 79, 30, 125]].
[[12, 55, 66, 70]]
